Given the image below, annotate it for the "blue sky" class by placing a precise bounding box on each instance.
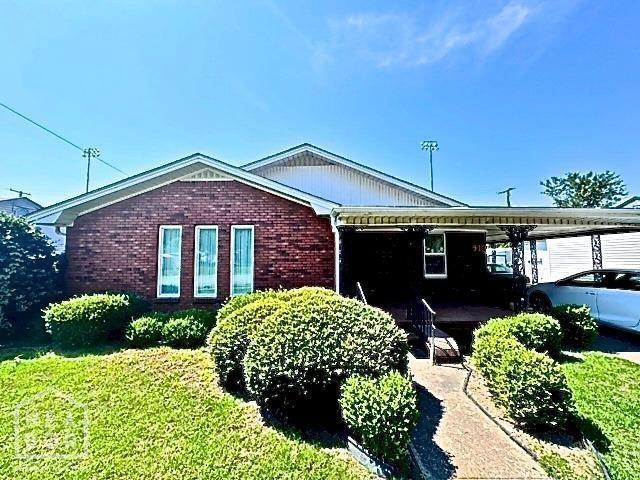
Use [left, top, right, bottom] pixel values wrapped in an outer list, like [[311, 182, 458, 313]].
[[1, 0, 638, 207]]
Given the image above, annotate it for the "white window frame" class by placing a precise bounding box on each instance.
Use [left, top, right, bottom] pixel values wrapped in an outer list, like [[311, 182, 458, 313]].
[[230, 225, 255, 297], [423, 231, 447, 279], [194, 225, 219, 298], [157, 225, 182, 298]]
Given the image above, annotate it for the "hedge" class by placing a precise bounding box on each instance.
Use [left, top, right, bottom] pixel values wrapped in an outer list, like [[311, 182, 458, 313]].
[[45, 292, 147, 348], [475, 313, 563, 356], [126, 308, 216, 348], [244, 295, 408, 420], [551, 304, 597, 348], [207, 297, 288, 390], [471, 318, 575, 430], [340, 372, 418, 466]]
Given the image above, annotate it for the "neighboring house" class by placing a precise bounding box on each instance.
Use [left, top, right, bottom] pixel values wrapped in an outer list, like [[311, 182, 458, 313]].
[[26, 144, 640, 310], [1, 196, 65, 251]]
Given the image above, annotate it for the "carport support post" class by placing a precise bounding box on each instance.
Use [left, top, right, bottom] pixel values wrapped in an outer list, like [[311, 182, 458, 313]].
[[336, 226, 355, 296], [529, 240, 539, 284], [591, 234, 603, 270], [498, 225, 536, 312]]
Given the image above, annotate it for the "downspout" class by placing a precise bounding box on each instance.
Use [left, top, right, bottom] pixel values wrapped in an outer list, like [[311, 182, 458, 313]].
[[330, 210, 340, 294]]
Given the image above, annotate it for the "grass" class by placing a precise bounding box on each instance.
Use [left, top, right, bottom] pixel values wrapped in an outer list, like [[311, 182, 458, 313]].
[[0, 347, 372, 479], [562, 352, 640, 480]]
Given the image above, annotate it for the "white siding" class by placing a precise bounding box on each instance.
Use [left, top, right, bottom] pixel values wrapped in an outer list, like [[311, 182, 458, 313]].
[[602, 232, 640, 269], [547, 236, 593, 280], [254, 163, 442, 206]]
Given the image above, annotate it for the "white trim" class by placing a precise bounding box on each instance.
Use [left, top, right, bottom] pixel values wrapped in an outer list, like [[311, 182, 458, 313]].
[[242, 144, 467, 207], [423, 231, 447, 279], [157, 225, 182, 298], [179, 167, 234, 182], [230, 225, 255, 296], [194, 225, 219, 298]]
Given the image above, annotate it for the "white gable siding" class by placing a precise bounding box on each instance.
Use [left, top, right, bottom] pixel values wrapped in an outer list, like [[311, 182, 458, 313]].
[[253, 163, 444, 206], [602, 232, 640, 269]]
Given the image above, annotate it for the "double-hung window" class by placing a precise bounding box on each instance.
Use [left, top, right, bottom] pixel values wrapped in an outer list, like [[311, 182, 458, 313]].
[[424, 232, 447, 278], [194, 226, 218, 298], [231, 225, 254, 296], [157, 226, 182, 297]]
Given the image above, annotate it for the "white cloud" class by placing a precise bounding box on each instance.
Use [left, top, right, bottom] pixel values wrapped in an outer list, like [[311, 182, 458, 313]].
[[327, 2, 538, 68]]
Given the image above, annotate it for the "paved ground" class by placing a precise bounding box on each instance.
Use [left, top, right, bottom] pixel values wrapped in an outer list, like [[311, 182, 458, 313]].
[[591, 327, 640, 364], [410, 355, 549, 480]]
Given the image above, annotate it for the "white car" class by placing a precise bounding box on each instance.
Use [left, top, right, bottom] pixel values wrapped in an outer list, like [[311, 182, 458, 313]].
[[527, 269, 640, 333]]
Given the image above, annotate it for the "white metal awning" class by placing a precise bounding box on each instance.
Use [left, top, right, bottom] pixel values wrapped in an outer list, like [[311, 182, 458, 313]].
[[332, 206, 640, 242]]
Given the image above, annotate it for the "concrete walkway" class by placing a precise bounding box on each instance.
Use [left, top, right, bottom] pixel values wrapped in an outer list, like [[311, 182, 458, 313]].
[[410, 356, 549, 479]]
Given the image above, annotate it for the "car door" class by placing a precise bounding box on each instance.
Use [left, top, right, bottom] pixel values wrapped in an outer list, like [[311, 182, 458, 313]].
[[552, 272, 602, 318], [595, 273, 640, 330]]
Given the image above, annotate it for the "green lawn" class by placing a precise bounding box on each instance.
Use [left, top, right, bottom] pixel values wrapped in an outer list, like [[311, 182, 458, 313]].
[[562, 353, 640, 480], [0, 347, 372, 479]]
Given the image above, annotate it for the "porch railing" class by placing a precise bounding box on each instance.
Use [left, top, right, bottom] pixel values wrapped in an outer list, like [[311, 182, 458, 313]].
[[356, 281, 368, 305], [410, 298, 437, 365]]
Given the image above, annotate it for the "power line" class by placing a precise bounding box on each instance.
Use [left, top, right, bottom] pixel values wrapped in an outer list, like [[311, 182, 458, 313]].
[[0, 101, 127, 176]]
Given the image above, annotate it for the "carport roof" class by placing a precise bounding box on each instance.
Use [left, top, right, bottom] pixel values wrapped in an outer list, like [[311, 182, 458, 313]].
[[333, 206, 640, 242]]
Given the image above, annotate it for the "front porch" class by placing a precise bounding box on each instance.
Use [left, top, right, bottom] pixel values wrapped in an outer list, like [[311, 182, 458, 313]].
[[333, 206, 640, 360]]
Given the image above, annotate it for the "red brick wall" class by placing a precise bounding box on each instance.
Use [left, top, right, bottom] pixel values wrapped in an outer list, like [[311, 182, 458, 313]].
[[65, 180, 335, 308]]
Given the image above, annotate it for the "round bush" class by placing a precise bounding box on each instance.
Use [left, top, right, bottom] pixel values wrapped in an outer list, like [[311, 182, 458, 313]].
[[472, 330, 574, 430], [162, 316, 209, 348], [551, 304, 597, 348], [44, 293, 145, 348], [244, 295, 408, 419], [216, 290, 279, 324], [208, 298, 287, 389], [475, 313, 563, 356], [126, 313, 167, 348], [340, 372, 418, 466]]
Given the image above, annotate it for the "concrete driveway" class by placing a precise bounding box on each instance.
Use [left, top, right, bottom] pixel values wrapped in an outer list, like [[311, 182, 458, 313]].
[[592, 326, 640, 364]]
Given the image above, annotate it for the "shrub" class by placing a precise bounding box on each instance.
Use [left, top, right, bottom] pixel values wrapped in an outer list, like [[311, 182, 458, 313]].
[[208, 298, 287, 389], [44, 293, 145, 348], [126, 313, 167, 348], [475, 313, 563, 356], [216, 291, 278, 324], [340, 372, 418, 465], [472, 330, 574, 430], [0, 213, 63, 340], [551, 304, 597, 348], [244, 295, 408, 420]]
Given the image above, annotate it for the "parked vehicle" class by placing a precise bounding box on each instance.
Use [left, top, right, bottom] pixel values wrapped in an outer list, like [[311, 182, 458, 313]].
[[528, 269, 640, 333]]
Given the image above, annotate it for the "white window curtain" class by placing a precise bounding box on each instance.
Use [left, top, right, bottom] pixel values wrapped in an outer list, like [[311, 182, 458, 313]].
[[195, 226, 218, 297], [231, 226, 254, 296], [158, 226, 182, 297]]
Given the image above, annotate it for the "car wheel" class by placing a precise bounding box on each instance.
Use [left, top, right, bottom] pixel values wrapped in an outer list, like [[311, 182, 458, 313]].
[[530, 293, 552, 314]]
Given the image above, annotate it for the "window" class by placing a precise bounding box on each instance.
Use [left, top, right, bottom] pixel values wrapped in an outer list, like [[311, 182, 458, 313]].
[[564, 272, 604, 287], [157, 226, 182, 297], [231, 226, 254, 296], [194, 226, 218, 297], [424, 233, 447, 278]]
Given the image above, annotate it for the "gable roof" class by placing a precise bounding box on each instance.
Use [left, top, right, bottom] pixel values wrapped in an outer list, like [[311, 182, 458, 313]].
[[26, 153, 338, 226], [0, 196, 42, 216], [616, 195, 640, 209], [242, 143, 466, 207]]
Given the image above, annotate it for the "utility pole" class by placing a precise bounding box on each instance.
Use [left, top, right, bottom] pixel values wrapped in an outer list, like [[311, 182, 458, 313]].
[[498, 187, 516, 207], [420, 140, 439, 191], [9, 188, 31, 198], [82, 148, 101, 193]]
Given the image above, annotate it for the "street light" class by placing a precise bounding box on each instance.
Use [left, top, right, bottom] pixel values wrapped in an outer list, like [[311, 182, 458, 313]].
[[420, 140, 439, 191], [82, 148, 101, 193]]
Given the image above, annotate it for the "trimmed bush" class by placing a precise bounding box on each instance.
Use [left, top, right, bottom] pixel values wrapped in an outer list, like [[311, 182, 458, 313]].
[[472, 328, 574, 430], [340, 372, 418, 466], [551, 304, 597, 348], [44, 293, 146, 348], [475, 313, 563, 356], [216, 291, 278, 324], [244, 295, 408, 419], [208, 298, 287, 389], [126, 313, 167, 348]]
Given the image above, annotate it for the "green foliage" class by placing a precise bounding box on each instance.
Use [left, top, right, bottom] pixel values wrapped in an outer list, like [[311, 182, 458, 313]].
[[340, 372, 418, 465], [541, 171, 627, 208], [472, 333, 574, 430], [475, 313, 563, 356], [207, 298, 287, 390], [244, 295, 408, 419], [44, 293, 146, 348], [216, 290, 279, 324], [0, 212, 63, 340], [126, 308, 216, 349], [551, 304, 598, 348]]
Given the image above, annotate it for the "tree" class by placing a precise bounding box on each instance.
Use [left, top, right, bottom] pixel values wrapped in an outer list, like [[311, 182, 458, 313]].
[[0, 212, 63, 340], [540, 171, 627, 208]]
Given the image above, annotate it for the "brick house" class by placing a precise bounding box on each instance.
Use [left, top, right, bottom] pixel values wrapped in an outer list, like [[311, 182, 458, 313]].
[[28, 144, 640, 313]]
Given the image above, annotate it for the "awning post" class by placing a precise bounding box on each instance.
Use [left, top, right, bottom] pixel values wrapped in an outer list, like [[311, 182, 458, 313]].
[[591, 234, 603, 270], [498, 225, 536, 312], [529, 240, 539, 284]]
